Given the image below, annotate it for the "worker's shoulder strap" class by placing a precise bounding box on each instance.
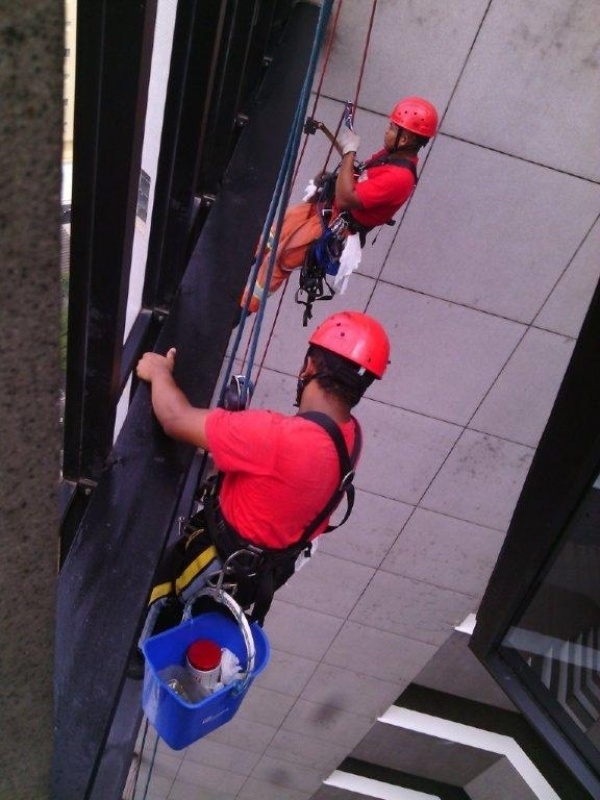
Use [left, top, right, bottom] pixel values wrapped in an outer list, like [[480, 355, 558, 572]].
[[361, 155, 419, 184], [197, 414, 361, 627], [343, 157, 418, 246], [297, 411, 362, 538]]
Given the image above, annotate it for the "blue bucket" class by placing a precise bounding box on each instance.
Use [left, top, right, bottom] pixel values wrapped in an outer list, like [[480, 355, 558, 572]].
[[142, 610, 270, 750]]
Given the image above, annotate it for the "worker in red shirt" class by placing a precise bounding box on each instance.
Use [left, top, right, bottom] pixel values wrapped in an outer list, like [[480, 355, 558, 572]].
[[241, 96, 438, 314], [135, 310, 390, 639]]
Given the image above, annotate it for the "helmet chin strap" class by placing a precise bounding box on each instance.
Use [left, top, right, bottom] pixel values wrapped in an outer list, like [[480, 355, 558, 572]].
[[294, 376, 308, 408], [295, 354, 312, 407], [393, 127, 403, 151], [295, 371, 328, 407], [391, 126, 418, 155], [295, 356, 336, 407]]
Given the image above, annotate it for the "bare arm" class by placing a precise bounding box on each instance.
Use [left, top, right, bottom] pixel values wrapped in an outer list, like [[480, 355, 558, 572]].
[[136, 348, 210, 449]]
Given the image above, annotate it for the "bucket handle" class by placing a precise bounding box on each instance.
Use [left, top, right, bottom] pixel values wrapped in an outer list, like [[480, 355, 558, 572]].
[[181, 586, 255, 694]]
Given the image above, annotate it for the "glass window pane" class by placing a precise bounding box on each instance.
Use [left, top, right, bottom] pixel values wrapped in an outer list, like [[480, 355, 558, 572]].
[[502, 469, 600, 747]]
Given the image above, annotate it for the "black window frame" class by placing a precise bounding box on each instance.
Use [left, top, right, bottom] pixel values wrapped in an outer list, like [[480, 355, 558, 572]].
[[471, 274, 600, 799]]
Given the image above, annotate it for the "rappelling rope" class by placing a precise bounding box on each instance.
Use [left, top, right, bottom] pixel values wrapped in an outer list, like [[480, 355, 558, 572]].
[[322, 0, 378, 171], [218, 0, 380, 405], [139, 0, 359, 783], [253, 0, 345, 386], [352, 0, 378, 113], [139, 727, 159, 800], [244, 0, 380, 391], [121, 717, 149, 799], [219, 0, 335, 409], [292, 0, 345, 187]]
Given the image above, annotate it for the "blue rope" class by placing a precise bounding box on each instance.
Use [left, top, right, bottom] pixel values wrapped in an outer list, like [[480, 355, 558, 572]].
[[220, 0, 334, 407], [126, 717, 149, 799], [139, 5, 336, 781], [139, 724, 159, 800]]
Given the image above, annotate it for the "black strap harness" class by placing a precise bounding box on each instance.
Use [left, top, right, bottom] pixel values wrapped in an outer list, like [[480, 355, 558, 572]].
[[297, 411, 362, 533], [296, 156, 418, 325], [362, 154, 418, 178], [201, 412, 362, 625]]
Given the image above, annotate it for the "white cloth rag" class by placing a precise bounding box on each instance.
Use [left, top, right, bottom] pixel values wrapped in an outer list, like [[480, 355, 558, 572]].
[[294, 538, 318, 573], [302, 179, 318, 202], [333, 233, 362, 293], [219, 647, 242, 686]]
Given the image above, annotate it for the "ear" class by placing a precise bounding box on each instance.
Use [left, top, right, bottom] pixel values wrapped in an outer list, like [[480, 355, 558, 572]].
[[301, 354, 317, 378], [401, 129, 418, 148], [298, 353, 311, 378]]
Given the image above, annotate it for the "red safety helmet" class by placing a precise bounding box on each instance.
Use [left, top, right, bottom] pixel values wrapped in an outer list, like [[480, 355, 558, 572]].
[[309, 311, 390, 379], [390, 97, 438, 139]]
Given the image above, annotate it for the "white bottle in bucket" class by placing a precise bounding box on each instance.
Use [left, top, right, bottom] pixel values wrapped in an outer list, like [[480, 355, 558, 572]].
[[186, 639, 222, 696]]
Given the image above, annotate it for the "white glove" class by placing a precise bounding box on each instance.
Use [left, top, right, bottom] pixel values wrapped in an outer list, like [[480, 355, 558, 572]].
[[338, 127, 360, 155], [302, 179, 318, 202]]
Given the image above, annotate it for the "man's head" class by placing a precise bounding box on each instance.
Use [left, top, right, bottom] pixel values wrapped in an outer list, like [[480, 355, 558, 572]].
[[385, 96, 438, 153], [297, 311, 390, 408]]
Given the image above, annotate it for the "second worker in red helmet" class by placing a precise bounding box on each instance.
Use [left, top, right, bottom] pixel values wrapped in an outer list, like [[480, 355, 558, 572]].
[[135, 311, 390, 637], [240, 96, 439, 314]]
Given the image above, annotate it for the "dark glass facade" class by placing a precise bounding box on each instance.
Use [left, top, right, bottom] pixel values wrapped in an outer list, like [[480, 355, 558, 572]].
[[471, 276, 600, 799], [502, 469, 600, 750]]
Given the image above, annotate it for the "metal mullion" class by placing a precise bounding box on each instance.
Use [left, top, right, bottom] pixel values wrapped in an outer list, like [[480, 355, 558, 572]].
[[236, 0, 280, 113], [62, 0, 104, 482], [470, 272, 600, 798], [194, 0, 262, 198], [119, 309, 157, 394], [472, 274, 600, 656], [142, 0, 225, 312], [493, 648, 600, 798], [62, 0, 157, 484], [53, 7, 323, 798]]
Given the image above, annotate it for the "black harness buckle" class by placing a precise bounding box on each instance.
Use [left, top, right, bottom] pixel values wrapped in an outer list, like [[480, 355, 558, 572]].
[[295, 239, 336, 326], [339, 469, 355, 491]]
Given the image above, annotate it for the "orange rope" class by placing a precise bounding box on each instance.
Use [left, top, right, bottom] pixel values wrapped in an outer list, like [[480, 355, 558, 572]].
[[252, 0, 379, 392], [352, 0, 378, 112], [252, 0, 345, 391], [292, 0, 345, 186], [322, 0, 378, 171], [254, 279, 290, 387], [241, 313, 258, 366]]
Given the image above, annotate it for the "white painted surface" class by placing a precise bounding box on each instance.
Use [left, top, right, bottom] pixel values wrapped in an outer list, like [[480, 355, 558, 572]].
[[379, 707, 561, 800]]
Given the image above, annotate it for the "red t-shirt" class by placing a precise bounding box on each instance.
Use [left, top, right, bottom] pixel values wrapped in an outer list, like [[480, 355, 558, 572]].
[[351, 149, 417, 228], [204, 408, 359, 549]]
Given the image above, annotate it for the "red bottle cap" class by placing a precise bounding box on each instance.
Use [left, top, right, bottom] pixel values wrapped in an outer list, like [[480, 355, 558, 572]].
[[187, 639, 221, 671]]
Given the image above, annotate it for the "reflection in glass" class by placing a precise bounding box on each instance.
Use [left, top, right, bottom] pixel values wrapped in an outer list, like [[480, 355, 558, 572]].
[[502, 471, 600, 749]]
